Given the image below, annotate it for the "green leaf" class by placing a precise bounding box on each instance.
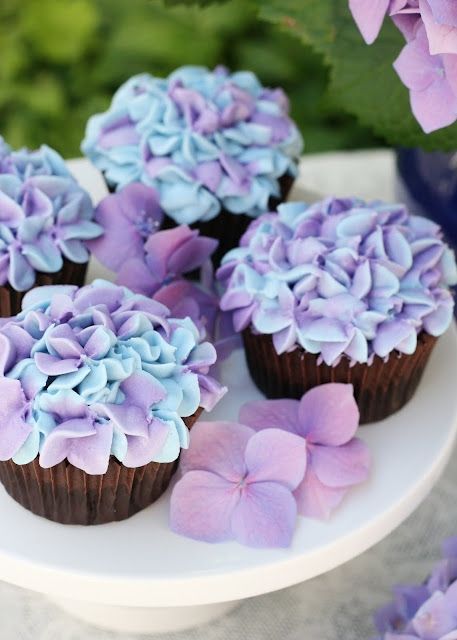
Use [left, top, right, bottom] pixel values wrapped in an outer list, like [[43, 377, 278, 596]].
[[258, 0, 457, 150]]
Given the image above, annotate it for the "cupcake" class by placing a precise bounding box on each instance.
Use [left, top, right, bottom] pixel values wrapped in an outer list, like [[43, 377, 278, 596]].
[[0, 279, 225, 524], [0, 138, 102, 316], [218, 198, 457, 423], [81, 65, 303, 263]]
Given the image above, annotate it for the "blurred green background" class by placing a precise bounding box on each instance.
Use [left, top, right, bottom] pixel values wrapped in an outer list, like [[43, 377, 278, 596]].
[[0, 0, 379, 158]]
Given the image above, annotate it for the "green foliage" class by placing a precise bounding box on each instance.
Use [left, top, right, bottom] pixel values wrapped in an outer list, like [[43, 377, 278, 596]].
[[258, 0, 457, 150], [0, 0, 377, 158]]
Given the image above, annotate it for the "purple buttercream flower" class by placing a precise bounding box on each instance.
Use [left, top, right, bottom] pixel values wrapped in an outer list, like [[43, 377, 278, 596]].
[[0, 378, 33, 461], [218, 198, 457, 366], [170, 421, 307, 548], [0, 142, 102, 291], [82, 66, 303, 224], [349, 0, 457, 132], [0, 279, 225, 474], [239, 384, 370, 519], [374, 536, 457, 639]]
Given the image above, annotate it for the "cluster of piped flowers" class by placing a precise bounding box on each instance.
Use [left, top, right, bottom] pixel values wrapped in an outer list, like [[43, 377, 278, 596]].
[[82, 66, 303, 224], [0, 280, 226, 474], [90, 183, 239, 358], [218, 198, 457, 366], [0, 138, 102, 291], [374, 536, 457, 639], [170, 384, 370, 548]]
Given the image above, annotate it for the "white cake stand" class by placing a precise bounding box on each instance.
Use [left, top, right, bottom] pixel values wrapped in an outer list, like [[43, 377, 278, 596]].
[[0, 161, 455, 635]]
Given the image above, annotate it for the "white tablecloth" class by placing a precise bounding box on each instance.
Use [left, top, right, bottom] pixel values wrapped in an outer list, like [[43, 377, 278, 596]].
[[2, 149, 456, 640]]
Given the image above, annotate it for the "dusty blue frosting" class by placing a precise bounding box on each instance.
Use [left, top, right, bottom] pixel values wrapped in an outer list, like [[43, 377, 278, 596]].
[[82, 66, 303, 224], [218, 198, 457, 365], [0, 140, 102, 291], [0, 280, 225, 473]]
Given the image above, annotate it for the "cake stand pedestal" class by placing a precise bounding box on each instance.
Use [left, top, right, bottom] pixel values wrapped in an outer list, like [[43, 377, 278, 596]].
[[0, 326, 456, 635], [0, 160, 455, 634]]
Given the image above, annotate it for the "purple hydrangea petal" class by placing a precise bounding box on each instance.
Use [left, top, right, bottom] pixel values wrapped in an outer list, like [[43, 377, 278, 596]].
[[245, 428, 307, 489], [412, 591, 457, 639], [170, 469, 240, 543], [239, 398, 300, 434], [179, 421, 253, 481], [349, 0, 391, 44], [89, 183, 163, 272], [297, 384, 360, 445], [310, 439, 371, 488], [231, 482, 297, 548], [293, 466, 347, 520], [117, 257, 160, 297], [421, 0, 457, 55]]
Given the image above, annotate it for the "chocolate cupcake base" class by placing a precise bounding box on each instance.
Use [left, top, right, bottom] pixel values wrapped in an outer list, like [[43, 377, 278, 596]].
[[157, 172, 295, 267], [193, 172, 295, 266], [243, 330, 437, 424], [0, 259, 88, 318], [0, 409, 202, 525]]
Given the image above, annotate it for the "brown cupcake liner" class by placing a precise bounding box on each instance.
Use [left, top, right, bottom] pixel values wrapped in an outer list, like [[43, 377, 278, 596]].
[[0, 259, 88, 318], [189, 172, 295, 266], [242, 329, 438, 424], [107, 172, 295, 268], [0, 408, 202, 525]]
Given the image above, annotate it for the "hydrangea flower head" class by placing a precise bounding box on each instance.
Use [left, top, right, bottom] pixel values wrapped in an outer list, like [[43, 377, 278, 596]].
[[0, 280, 225, 474], [375, 536, 457, 639], [349, 1, 457, 132], [90, 183, 239, 358], [170, 384, 369, 548], [218, 198, 457, 366], [82, 66, 303, 224]]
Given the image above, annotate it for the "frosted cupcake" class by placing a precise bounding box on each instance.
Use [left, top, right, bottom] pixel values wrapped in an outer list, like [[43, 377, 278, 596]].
[[81, 66, 303, 263], [0, 280, 225, 524], [218, 198, 457, 423], [0, 138, 102, 315]]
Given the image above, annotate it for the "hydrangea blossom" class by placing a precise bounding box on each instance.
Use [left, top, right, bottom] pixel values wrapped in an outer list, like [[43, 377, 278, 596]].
[[349, 1, 457, 132], [374, 536, 457, 639], [170, 384, 369, 548], [0, 280, 226, 474], [0, 139, 102, 291], [239, 384, 370, 519], [218, 198, 457, 366], [82, 66, 303, 224], [170, 421, 307, 548], [90, 183, 239, 358]]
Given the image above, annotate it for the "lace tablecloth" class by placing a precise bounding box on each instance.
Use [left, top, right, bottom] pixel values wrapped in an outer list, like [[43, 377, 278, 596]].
[[2, 149, 456, 640]]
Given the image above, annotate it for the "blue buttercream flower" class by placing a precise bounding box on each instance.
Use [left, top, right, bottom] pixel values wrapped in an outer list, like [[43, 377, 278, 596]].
[[82, 66, 303, 225], [0, 280, 226, 473], [218, 197, 457, 365]]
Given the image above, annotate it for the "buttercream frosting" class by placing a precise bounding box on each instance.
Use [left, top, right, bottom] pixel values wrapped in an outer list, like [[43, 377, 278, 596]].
[[0, 280, 225, 474], [81, 66, 303, 224], [218, 197, 457, 366], [0, 139, 102, 291]]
